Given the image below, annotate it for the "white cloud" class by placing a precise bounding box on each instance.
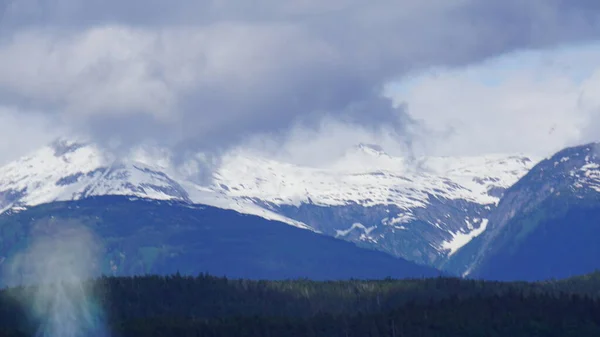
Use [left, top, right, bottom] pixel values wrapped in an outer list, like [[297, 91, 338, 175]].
[[386, 43, 600, 157], [0, 27, 179, 120], [0, 107, 63, 164], [239, 117, 419, 167], [0, 0, 599, 161], [0, 23, 345, 144]]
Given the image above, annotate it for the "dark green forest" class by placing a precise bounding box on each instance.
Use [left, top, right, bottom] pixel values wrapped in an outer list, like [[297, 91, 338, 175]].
[[2, 272, 600, 337]]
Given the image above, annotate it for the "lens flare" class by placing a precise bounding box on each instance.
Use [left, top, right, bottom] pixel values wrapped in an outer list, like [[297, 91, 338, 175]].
[[6, 221, 109, 337]]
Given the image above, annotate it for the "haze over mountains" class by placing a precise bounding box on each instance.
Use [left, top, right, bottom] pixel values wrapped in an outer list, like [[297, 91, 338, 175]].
[[0, 139, 599, 281]]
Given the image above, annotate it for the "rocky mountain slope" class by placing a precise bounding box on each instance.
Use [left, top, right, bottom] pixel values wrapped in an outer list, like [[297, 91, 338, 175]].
[[447, 143, 600, 280], [0, 139, 538, 272]]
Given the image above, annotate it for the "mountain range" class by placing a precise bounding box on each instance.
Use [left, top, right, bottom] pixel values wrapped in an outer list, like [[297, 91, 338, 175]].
[[0, 139, 599, 281]]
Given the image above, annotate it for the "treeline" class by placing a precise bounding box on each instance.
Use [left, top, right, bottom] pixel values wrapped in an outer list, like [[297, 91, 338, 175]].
[[2, 272, 600, 336], [116, 293, 600, 337]]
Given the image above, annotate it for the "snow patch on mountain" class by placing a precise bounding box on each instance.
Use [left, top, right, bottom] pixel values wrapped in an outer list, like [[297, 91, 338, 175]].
[[442, 219, 489, 256], [335, 223, 377, 238], [546, 144, 600, 196], [382, 212, 415, 228], [182, 182, 313, 230]]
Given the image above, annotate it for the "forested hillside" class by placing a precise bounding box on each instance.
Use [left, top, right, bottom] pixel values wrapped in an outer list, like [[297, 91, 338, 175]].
[[2, 273, 600, 337], [0, 197, 439, 284]]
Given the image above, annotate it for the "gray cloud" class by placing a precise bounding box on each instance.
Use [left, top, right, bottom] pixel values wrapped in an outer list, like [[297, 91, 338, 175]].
[[0, 0, 599, 158]]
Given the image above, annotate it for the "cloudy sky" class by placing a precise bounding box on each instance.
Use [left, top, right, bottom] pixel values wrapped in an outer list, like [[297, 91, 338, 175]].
[[0, 0, 599, 165]]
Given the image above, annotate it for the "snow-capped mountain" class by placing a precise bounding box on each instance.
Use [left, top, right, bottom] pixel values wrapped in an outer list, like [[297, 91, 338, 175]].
[[0, 139, 538, 271], [214, 143, 532, 208], [0, 139, 311, 230], [212, 143, 537, 268], [446, 142, 600, 280]]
